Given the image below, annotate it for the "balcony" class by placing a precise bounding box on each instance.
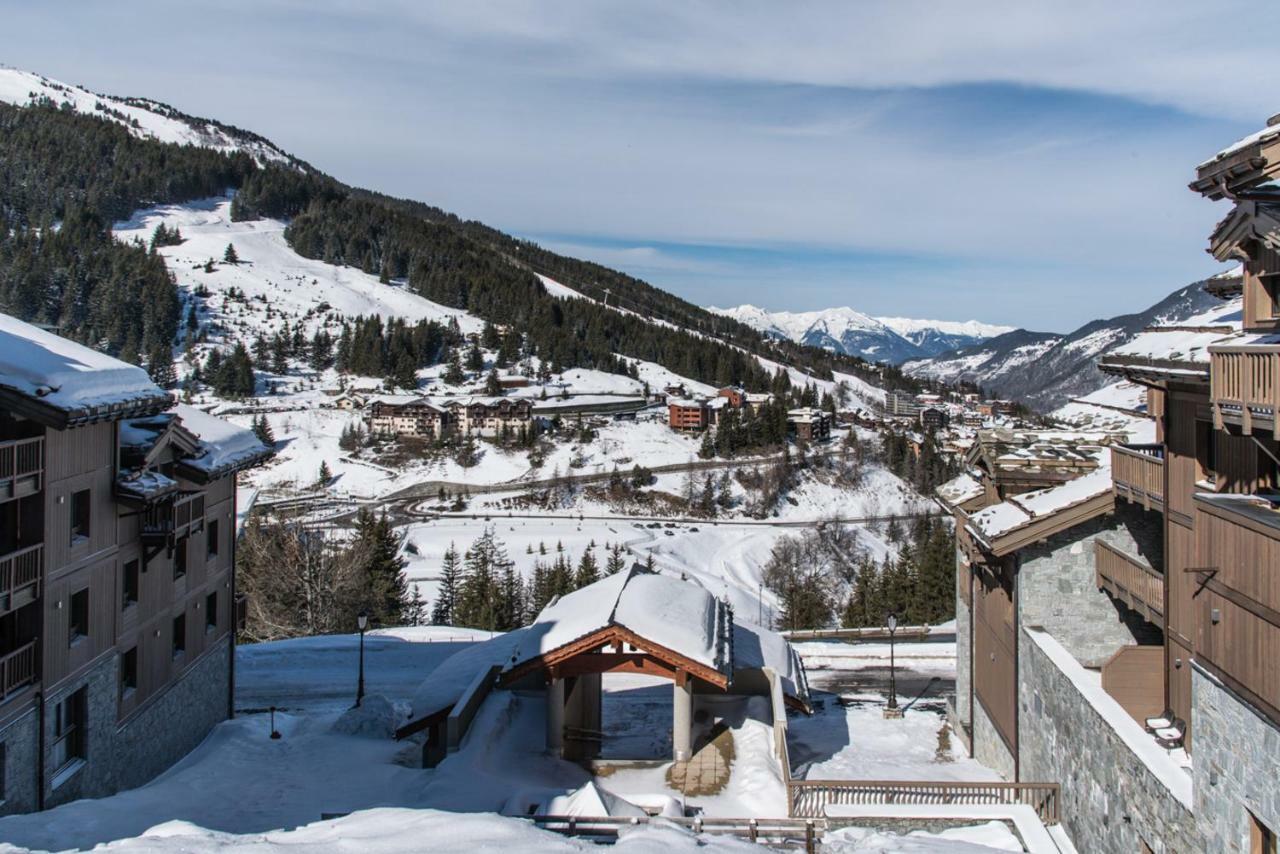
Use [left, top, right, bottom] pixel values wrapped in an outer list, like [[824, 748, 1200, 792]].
[[141, 490, 205, 540], [0, 639, 38, 702], [1209, 344, 1280, 436], [1095, 540, 1164, 628], [0, 544, 41, 616], [0, 437, 43, 502], [1111, 443, 1164, 512]]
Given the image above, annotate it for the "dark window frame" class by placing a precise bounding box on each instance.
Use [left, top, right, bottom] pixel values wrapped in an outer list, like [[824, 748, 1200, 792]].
[[173, 536, 187, 581], [206, 519, 219, 560], [68, 588, 89, 646], [120, 646, 138, 697], [51, 688, 87, 772], [69, 489, 91, 545], [172, 613, 186, 659], [205, 592, 218, 633], [121, 559, 139, 611]]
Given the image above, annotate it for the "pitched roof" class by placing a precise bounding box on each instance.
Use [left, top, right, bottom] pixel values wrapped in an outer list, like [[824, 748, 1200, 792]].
[[0, 313, 170, 427]]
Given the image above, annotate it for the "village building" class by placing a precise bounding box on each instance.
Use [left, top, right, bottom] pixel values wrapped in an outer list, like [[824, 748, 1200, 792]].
[[367, 396, 449, 438], [446, 397, 533, 438], [667, 399, 708, 433], [786, 407, 831, 442], [919, 406, 950, 431], [716, 386, 745, 408], [885, 390, 922, 418], [0, 314, 271, 815]]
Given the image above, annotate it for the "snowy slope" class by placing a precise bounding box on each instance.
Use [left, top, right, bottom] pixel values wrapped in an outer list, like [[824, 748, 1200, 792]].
[[709, 304, 1011, 365], [0, 67, 298, 167]]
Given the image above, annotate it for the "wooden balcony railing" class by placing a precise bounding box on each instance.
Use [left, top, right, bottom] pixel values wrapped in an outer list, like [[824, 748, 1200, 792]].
[[0, 436, 43, 500], [787, 779, 1061, 825], [0, 639, 38, 701], [142, 491, 206, 538], [1111, 444, 1164, 511], [1210, 344, 1280, 436], [1095, 540, 1163, 627], [0, 543, 41, 614]]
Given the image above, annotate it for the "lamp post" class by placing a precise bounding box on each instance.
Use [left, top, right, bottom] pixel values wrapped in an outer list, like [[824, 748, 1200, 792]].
[[884, 612, 902, 719], [355, 610, 368, 708]]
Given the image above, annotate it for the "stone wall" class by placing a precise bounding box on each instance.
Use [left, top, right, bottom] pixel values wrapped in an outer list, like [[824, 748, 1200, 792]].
[[971, 695, 1015, 781], [954, 549, 972, 729], [1018, 627, 1197, 854], [44, 639, 230, 809], [1017, 506, 1162, 668], [1193, 665, 1280, 852], [0, 706, 39, 815]]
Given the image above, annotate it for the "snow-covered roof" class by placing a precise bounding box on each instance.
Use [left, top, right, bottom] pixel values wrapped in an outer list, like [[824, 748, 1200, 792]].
[[1102, 296, 1243, 375], [0, 313, 170, 426], [967, 456, 1112, 546], [668, 398, 706, 408], [507, 567, 731, 675], [1197, 118, 1280, 170], [935, 471, 984, 509], [114, 469, 179, 502], [171, 404, 273, 479]]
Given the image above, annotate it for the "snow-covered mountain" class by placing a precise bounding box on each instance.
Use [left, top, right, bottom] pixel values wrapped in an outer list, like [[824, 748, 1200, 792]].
[[0, 66, 300, 168], [903, 271, 1238, 410], [708, 304, 1012, 364]]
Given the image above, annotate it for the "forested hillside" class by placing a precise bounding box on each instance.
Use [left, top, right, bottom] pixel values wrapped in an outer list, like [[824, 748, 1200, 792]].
[[0, 96, 913, 394]]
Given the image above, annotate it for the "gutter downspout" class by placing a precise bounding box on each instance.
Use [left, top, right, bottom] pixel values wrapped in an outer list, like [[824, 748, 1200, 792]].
[[36, 690, 45, 811]]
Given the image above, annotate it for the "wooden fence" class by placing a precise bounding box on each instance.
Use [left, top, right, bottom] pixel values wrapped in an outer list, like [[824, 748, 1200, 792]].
[[786, 779, 1061, 825]]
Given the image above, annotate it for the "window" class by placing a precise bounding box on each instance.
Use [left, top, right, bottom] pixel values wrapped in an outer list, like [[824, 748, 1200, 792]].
[[205, 592, 218, 632], [68, 588, 89, 645], [206, 520, 219, 560], [172, 614, 186, 659], [1253, 811, 1278, 854], [51, 688, 86, 772], [1195, 421, 1216, 485], [173, 536, 187, 580], [70, 489, 90, 545], [121, 559, 139, 610], [120, 647, 137, 696]]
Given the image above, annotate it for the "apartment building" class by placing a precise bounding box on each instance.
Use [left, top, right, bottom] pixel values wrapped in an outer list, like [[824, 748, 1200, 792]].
[[940, 112, 1280, 854], [0, 315, 271, 814], [366, 395, 532, 439]]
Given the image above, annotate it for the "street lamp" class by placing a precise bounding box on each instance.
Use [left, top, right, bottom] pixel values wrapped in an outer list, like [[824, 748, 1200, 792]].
[[884, 612, 902, 719], [355, 610, 369, 708]]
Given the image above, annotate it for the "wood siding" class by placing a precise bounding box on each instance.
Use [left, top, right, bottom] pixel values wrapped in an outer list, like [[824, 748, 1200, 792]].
[[973, 563, 1017, 755], [1100, 645, 1165, 725]]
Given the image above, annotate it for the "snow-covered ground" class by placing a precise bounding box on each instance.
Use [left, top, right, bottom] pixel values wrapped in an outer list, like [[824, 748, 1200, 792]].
[[0, 627, 1019, 853]]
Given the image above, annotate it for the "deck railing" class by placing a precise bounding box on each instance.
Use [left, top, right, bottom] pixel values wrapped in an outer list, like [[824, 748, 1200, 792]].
[[786, 779, 1061, 824], [1210, 344, 1280, 436], [142, 491, 206, 537], [0, 639, 38, 700], [1111, 444, 1164, 511], [0, 436, 43, 494], [1095, 540, 1164, 626], [0, 543, 41, 612]]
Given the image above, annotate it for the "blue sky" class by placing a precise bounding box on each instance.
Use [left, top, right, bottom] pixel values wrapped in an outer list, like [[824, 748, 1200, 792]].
[[3, 1, 1276, 331]]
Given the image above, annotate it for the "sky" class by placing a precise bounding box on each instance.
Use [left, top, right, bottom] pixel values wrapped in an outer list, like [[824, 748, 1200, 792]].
[[2, 1, 1277, 331]]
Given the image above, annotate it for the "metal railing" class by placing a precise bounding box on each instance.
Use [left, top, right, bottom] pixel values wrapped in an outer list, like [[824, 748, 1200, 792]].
[[1095, 540, 1163, 625], [0, 543, 41, 610], [786, 779, 1060, 825], [1210, 345, 1280, 435], [0, 436, 43, 487], [1111, 444, 1164, 510], [0, 639, 38, 700]]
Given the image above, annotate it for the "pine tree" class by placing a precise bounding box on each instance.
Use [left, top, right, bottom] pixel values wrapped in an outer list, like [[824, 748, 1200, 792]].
[[575, 549, 600, 588], [605, 545, 626, 575], [351, 509, 409, 625], [252, 414, 276, 447], [431, 544, 463, 625], [223, 242, 239, 264], [147, 342, 175, 388], [698, 430, 716, 460], [316, 461, 332, 486], [485, 368, 503, 396], [465, 339, 484, 373], [443, 348, 465, 385]]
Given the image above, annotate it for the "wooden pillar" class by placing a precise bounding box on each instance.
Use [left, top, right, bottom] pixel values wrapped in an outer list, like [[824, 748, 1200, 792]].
[[673, 670, 693, 762], [546, 675, 565, 756]]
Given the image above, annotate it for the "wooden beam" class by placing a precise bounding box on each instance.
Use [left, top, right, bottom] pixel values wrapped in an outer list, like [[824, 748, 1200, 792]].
[[554, 652, 678, 680]]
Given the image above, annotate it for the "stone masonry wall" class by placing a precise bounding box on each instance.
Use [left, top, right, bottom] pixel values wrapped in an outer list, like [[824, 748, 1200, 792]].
[[1193, 665, 1280, 852], [44, 638, 230, 809], [954, 549, 972, 729], [1017, 507, 1162, 668], [0, 706, 39, 815], [1018, 627, 1197, 854], [972, 694, 1015, 781]]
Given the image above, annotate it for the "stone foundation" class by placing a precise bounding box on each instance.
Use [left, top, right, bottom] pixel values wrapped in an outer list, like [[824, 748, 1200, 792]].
[[1193, 665, 1280, 852], [971, 696, 1015, 781]]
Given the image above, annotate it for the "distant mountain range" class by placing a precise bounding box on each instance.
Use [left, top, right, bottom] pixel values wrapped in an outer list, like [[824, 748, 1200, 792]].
[[707, 304, 1013, 365], [902, 272, 1238, 410]]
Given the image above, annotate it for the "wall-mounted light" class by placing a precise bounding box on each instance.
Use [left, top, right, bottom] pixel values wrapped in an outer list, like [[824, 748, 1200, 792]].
[[1211, 608, 1221, 625]]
